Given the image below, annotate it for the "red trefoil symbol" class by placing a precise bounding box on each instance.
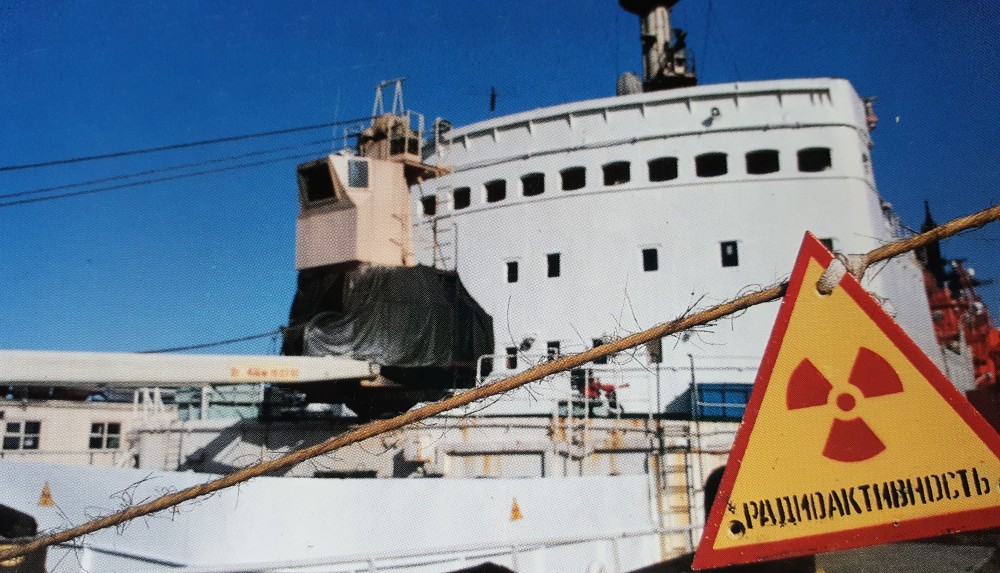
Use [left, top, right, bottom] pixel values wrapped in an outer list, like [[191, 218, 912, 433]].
[[786, 347, 904, 462]]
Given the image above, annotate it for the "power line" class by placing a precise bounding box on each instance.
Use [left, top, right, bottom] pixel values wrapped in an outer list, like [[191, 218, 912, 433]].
[[0, 138, 332, 201], [0, 151, 322, 208], [138, 329, 283, 354], [0, 115, 374, 172]]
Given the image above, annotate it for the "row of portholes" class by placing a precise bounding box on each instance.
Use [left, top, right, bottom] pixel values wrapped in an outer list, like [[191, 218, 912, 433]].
[[421, 147, 833, 216]]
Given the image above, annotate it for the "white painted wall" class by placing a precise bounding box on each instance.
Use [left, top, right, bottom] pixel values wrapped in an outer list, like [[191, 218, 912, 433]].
[[0, 460, 671, 572], [413, 78, 938, 414]]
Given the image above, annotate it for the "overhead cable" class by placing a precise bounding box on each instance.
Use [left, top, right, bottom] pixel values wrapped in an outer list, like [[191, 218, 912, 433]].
[[0, 115, 373, 172], [0, 139, 332, 201], [138, 329, 284, 354], [0, 151, 322, 208]]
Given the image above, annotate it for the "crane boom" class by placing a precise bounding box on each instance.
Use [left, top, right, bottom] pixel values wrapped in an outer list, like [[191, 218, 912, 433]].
[[0, 350, 379, 389]]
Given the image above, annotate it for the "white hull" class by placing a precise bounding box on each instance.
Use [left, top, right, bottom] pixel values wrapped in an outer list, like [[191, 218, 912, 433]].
[[1, 460, 687, 572]]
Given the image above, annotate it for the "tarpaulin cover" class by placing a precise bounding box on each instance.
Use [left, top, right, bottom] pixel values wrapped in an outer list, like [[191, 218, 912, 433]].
[[283, 264, 493, 369]]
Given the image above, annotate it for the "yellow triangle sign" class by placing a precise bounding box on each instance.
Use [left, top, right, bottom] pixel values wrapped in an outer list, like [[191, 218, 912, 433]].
[[510, 498, 523, 521], [38, 482, 53, 507], [693, 233, 1000, 570]]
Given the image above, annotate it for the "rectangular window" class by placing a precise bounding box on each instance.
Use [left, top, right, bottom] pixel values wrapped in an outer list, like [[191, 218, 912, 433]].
[[592, 338, 608, 365], [3, 421, 40, 450], [297, 160, 337, 203], [521, 173, 545, 197], [506, 347, 518, 370], [421, 196, 437, 216], [642, 248, 659, 272], [453, 187, 471, 210], [547, 253, 561, 278], [696, 152, 728, 177], [648, 157, 678, 182], [390, 137, 406, 155], [547, 341, 561, 360], [603, 161, 630, 186], [347, 159, 369, 188], [89, 422, 121, 450], [506, 261, 519, 283], [721, 241, 739, 267], [745, 149, 780, 174], [797, 147, 832, 172], [485, 180, 507, 203], [561, 167, 586, 191], [570, 369, 589, 394]]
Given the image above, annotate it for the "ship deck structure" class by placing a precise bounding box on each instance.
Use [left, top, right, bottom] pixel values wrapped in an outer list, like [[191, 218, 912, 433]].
[[1, 1, 1000, 572]]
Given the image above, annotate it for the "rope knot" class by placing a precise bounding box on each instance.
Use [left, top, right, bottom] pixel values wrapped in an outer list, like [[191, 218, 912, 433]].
[[816, 252, 870, 295]]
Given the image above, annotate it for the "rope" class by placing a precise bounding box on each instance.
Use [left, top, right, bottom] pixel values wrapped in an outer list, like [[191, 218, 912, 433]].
[[817, 253, 870, 295], [2, 202, 1000, 561]]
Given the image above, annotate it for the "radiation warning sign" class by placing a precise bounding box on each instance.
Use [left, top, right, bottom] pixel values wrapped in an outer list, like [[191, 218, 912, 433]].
[[692, 233, 1000, 570]]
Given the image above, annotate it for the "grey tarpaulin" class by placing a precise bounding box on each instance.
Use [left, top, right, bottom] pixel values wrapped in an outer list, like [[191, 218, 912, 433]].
[[285, 264, 493, 370]]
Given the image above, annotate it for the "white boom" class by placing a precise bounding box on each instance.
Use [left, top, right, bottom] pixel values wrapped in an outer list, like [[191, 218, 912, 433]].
[[0, 350, 379, 388]]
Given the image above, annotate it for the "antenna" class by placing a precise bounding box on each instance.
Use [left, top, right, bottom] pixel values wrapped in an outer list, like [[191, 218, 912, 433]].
[[619, 0, 697, 91], [372, 78, 407, 119]]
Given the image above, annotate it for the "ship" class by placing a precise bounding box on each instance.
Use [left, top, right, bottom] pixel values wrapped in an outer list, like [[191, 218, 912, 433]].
[[2, 1, 1000, 572]]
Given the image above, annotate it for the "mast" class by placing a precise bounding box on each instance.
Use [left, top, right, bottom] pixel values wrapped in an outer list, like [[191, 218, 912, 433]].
[[620, 0, 697, 91]]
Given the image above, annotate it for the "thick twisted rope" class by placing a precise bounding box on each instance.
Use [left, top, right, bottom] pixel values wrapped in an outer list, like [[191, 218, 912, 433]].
[[2, 203, 999, 561]]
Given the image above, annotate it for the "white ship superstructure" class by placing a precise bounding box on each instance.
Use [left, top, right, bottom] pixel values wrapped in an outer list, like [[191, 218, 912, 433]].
[[416, 77, 939, 416]]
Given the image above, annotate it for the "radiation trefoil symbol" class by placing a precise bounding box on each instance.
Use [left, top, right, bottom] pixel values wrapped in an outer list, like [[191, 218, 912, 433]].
[[786, 347, 904, 462]]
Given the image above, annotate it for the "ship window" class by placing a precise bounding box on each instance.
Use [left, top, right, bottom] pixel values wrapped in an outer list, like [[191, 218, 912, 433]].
[[721, 241, 739, 267], [547, 341, 561, 360], [696, 152, 728, 177], [421, 196, 437, 216], [642, 248, 659, 272], [347, 159, 369, 188], [571, 369, 589, 393], [547, 253, 561, 278], [89, 422, 121, 450], [745, 149, 780, 175], [453, 187, 471, 210], [3, 421, 40, 450], [485, 180, 507, 203], [506, 261, 519, 283], [798, 147, 832, 172], [561, 167, 586, 191], [522, 173, 545, 197], [592, 338, 608, 364], [506, 347, 518, 370], [820, 237, 834, 251], [297, 160, 337, 204], [603, 161, 631, 186], [648, 157, 678, 182], [390, 138, 405, 155]]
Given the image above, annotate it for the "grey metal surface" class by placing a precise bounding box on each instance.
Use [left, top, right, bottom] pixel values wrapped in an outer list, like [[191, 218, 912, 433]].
[[817, 542, 998, 573]]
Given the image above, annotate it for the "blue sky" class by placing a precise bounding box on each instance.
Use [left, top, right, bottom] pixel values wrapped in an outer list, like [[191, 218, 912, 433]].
[[1, 1, 998, 354]]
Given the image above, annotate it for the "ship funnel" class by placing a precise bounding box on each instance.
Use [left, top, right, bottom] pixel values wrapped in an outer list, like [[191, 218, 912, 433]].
[[619, 0, 697, 91]]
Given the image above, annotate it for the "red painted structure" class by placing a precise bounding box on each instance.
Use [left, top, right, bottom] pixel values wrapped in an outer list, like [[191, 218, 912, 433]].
[[919, 203, 1000, 429]]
